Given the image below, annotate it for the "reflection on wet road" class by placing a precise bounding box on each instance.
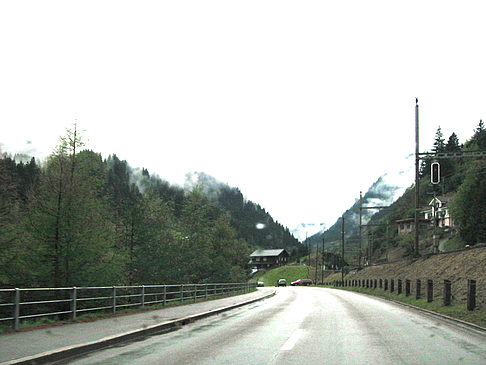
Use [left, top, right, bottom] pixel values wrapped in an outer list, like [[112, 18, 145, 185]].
[[64, 287, 486, 365]]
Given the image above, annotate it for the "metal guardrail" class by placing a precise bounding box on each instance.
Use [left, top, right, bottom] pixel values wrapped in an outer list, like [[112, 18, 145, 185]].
[[0, 282, 255, 331]]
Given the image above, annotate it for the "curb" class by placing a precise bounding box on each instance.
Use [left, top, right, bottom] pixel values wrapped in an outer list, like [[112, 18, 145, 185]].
[[326, 286, 486, 334], [2, 290, 276, 365]]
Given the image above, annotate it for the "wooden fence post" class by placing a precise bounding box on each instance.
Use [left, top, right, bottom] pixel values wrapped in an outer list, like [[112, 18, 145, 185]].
[[467, 279, 476, 311], [112, 286, 117, 314], [443, 280, 451, 306], [71, 287, 77, 320], [13, 288, 20, 331], [427, 280, 433, 303], [140, 285, 145, 308], [163, 285, 166, 307]]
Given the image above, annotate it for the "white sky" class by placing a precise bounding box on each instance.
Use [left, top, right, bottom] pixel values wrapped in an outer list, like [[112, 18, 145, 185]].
[[1, 1, 485, 230]]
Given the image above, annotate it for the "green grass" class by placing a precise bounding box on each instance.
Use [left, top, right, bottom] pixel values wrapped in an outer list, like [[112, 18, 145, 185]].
[[321, 285, 486, 329], [443, 235, 464, 251], [254, 265, 311, 286]]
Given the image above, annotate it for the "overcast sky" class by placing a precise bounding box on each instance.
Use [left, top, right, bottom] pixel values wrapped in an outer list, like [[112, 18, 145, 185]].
[[1, 1, 485, 230]]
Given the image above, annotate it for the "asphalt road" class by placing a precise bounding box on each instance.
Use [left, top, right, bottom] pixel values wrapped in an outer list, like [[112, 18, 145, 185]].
[[62, 287, 486, 365]]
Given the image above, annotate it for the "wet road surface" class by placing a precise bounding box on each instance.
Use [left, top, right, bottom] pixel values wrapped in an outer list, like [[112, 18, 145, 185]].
[[63, 287, 486, 364]]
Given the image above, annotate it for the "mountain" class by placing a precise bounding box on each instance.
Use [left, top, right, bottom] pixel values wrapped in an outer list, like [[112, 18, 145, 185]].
[[307, 154, 415, 248], [185, 172, 302, 253], [290, 223, 326, 242]]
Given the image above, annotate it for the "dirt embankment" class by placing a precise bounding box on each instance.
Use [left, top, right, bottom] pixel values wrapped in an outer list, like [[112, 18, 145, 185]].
[[329, 246, 486, 309]]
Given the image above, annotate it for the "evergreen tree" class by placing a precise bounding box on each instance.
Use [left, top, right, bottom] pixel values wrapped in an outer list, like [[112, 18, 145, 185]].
[[445, 132, 461, 152], [433, 126, 446, 153], [132, 193, 177, 284], [450, 160, 486, 244], [26, 128, 124, 286], [178, 189, 215, 283], [475, 119, 484, 134], [105, 155, 144, 284], [0, 156, 25, 286]]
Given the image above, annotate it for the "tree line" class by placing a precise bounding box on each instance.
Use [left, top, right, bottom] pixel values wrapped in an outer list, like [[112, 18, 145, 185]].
[[0, 127, 300, 288]]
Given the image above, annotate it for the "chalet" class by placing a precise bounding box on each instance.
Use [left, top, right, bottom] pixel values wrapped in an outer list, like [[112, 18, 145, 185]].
[[422, 195, 455, 228], [396, 218, 429, 235], [249, 249, 289, 269]]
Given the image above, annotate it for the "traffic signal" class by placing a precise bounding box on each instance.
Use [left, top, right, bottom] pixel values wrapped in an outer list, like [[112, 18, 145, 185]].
[[431, 161, 440, 184]]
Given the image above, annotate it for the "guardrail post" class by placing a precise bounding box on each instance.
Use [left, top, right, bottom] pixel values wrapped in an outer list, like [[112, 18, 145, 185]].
[[384, 279, 388, 291], [443, 280, 451, 306], [112, 286, 117, 314], [397, 279, 402, 295], [405, 280, 411, 297], [180, 284, 184, 304], [205, 284, 208, 299], [374, 279, 377, 289], [467, 279, 476, 311], [163, 285, 166, 307], [71, 287, 77, 320], [416, 279, 421, 299], [379, 279, 383, 289], [390, 279, 395, 293], [13, 288, 20, 331], [194, 284, 197, 303], [141, 285, 145, 308], [427, 280, 433, 303]]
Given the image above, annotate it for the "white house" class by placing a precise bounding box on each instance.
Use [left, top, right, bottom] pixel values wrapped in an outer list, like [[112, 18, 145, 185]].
[[423, 195, 455, 228]]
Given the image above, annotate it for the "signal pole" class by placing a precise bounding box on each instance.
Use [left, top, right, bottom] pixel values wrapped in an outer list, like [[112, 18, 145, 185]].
[[359, 191, 363, 268], [321, 235, 325, 284], [341, 216, 345, 283], [314, 239, 319, 283], [414, 98, 420, 256], [306, 232, 310, 278]]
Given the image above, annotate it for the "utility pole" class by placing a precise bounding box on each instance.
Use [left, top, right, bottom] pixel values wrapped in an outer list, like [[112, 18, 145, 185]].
[[341, 216, 345, 283], [414, 97, 420, 256], [359, 191, 363, 269], [359, 192, 390, 266], [314, 238, 319, 283], [306, 232, 310, 278], [321, 235, 325, 284], [386, 220, 389, 263]]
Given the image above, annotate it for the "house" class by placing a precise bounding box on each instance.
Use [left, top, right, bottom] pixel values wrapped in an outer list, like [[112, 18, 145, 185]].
[[422, 195, 455, 228], [249, 249, 289, 269], [396, 218, 430, 235]]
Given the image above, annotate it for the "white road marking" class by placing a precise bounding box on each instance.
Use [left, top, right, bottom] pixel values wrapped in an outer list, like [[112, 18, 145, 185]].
[[280, 329, 305, 351]]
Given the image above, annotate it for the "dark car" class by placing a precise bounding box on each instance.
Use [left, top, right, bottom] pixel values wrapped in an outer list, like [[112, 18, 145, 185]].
[[276, 279, 287, 287], [290, 279, 313, 286]]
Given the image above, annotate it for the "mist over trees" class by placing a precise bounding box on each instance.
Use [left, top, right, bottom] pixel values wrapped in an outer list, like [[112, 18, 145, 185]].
[[0, 127, 300, 288]]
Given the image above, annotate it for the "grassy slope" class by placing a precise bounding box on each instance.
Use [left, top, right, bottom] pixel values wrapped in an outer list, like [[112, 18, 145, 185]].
[[254, 265, 311, 286], [322, 247, 486, 329]]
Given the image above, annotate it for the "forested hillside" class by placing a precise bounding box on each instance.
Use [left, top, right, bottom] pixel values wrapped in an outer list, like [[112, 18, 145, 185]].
[[311, 120, 486, 264], [0, 127, 300, 288]]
